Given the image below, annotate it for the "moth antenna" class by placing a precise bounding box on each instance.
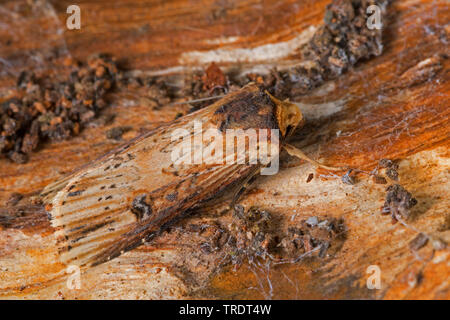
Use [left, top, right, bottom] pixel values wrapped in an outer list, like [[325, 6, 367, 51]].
[[283, 144, 346, 171]]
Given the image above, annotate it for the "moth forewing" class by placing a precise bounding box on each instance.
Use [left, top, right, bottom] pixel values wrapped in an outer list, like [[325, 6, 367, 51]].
[[43, 83, 303, 267]]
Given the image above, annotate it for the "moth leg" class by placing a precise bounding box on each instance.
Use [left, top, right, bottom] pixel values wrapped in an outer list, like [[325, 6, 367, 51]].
[[283, 144, 346, 171]]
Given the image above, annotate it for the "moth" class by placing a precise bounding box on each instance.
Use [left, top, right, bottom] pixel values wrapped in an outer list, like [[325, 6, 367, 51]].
[[40, 83, 331, 267]]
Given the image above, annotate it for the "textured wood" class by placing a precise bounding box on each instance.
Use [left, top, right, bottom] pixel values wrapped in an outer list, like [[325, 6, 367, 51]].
[[0, 0, 449, 299]]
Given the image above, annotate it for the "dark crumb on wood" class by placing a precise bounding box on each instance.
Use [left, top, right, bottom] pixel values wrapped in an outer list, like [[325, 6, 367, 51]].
[[0, 203, 50, 232], [409, 233, 428, 251], [226, 205, 276, 264], [201, 62, 228, 92], [342, 169, 356, 185], [165, 192, 178, 202], [145, 78, 174, 107], [382, 184, 417, 222], [87, 113, 115, 128], [6, 192, 23, 206], [182, 62, 230, 112], [280, 216, 346, 259], [106, 126, 132, 140], [386, 167, 399, 181], [118, 75, 175, 109]]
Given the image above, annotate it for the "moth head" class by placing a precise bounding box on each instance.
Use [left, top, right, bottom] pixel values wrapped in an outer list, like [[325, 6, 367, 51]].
[[267, 91, 304, 138]]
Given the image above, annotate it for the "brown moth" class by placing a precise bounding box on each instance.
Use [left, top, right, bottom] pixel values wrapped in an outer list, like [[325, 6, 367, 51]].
[[39, 83, 305, 267]]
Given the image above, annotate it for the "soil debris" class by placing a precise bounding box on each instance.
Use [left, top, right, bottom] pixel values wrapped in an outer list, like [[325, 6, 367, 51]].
[[258, 0, 390, 99], [377, 158, 399, 181], [379, 158, 396, 168], [372, 175, 387, 184], [182, 62, 231, 111], [118, 74, 176, 110], [226, 206, 346, 264], [280, 216, 346, 259]]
